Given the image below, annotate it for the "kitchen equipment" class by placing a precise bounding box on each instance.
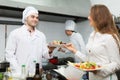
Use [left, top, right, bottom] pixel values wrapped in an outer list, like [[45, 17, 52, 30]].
[[49, 56, 58, 65], [0, 61, 10, 72]]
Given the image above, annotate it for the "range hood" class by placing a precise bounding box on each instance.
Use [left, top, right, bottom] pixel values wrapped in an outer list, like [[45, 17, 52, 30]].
[[0, 0, 91, 23]]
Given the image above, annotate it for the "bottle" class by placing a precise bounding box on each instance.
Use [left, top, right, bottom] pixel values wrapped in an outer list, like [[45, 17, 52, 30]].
[[33, 63, 41, 80], [29, 60, 36, 77], [33, 60, 36, 74], [21, 64, 26, 80], [26, 77, 34, 80], [4, 67, 13, 80]]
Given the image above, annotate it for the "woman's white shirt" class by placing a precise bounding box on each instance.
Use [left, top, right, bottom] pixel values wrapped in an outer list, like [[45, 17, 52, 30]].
[[75, 32, 120, 79]]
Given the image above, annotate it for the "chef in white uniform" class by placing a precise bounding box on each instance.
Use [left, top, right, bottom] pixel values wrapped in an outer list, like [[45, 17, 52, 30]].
[[56, 20, 86, 80], [64, 20, 86, 62], [5, 6, 54, 76]]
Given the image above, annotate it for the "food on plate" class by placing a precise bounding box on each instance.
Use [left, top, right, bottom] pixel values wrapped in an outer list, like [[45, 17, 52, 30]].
[[80, 62, 96, 69], [74, 63, 81, 68], [73, 61, 101, 70], [48, 40, 66, 47], [52, 40, 62, 45], [68, 61, 102, 71]]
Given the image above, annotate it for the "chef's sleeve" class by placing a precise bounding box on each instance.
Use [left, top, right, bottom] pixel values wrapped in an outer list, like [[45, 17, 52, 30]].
[[5, 31, 21, 73], [42, 35, 52, 59]]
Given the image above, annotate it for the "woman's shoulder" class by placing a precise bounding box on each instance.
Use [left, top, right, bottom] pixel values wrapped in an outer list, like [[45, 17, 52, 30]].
[[101, 33, 113, 40], [90, 32, 114, 41], [98, 33, 115, 44], [93, 32, 113, 39]]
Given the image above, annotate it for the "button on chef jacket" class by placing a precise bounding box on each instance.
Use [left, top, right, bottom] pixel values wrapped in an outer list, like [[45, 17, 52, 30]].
[[5, 25, 51, 75]]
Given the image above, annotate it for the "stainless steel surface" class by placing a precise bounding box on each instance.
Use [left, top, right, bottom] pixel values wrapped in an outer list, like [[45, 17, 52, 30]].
[[0, 6, 87, 23]]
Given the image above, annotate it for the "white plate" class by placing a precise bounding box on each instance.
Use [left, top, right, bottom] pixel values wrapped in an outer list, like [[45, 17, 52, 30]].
[[80, 67, 102, 71], [67, 61, 103, 72], [48, 43, 64, 47]]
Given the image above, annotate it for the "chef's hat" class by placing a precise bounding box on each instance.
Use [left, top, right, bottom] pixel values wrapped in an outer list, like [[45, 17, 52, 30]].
[[65, 20, 76, 31], [22, 6, 38, 23]]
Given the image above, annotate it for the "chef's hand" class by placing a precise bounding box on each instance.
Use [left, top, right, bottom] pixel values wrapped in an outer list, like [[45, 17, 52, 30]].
[[62, 43, 77, 54], [48, 46, 56, 54], [58, 47, 65, 53]]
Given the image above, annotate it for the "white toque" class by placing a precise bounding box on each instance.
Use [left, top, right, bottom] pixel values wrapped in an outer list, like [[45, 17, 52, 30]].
[[65, 20, 76, 31], [22, 6, 38, 23]]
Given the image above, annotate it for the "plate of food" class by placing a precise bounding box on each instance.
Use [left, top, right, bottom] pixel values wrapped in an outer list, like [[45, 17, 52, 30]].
[[68, 61, 102, 71], [48, 40, 65, 47]]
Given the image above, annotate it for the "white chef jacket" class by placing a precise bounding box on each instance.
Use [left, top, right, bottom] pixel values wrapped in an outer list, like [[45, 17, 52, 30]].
[[75, 31, 120, 80], [69, 32, 86, 62], [5, 25, 51, 75]]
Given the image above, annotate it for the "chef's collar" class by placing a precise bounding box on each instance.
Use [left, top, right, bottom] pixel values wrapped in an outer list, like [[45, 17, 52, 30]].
[[21, 25, 43, 38], [23, 25, 37, 32], [71, 32, 76, 36]]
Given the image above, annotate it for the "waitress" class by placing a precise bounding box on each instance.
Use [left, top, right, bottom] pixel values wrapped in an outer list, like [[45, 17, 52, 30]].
[[63, 4, 120, 80]]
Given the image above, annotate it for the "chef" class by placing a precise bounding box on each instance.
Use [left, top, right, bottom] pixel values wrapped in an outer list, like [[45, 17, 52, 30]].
[[57, 20, 87, 80], [59, 20, 86, 62], [5, 6, 54, 77]]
